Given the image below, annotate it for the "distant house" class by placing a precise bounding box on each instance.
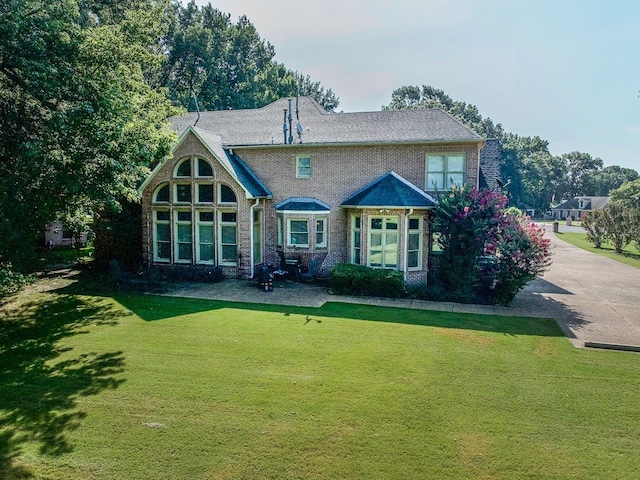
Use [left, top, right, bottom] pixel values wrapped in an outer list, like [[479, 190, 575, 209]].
[[138, 97, 500, 285], [44, 221, 89, 248], [551, 196, 609, 220]]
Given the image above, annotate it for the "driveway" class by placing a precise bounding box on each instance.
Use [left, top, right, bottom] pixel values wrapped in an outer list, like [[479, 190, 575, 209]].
[[510, 225, 640, 348]]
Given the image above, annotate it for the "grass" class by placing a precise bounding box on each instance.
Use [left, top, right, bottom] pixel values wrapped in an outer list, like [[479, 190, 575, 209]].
[[556, 232, 640, 269], [1, 275, 640, 479]]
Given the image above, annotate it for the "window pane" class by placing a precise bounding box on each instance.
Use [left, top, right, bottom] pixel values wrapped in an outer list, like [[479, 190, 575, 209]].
[[177, 211, 191, 222], [199, 212, 214, 222], [178, 243, 192, 260], [198, 159, 213, 177], [386, 219, 398, 230], [447, 173, 464, 188], [354, 216, 361, 229], [199, 225, 214, 244], [427, 173, 444, 190], [316, 219, 325, 232], [290, 232, 308, 245], [176, 184, 191, 202], [316, 233, 324, 246], [369, 250, 382, 267], [354, 249, 360, 264], [157, 242, 171, 259], [298, 157, 311, 167], [408, 251, 419, 268], [428, 155, 444, 172], [220, 185, 236, 203], [354, 233, 360, 248], [371, 218, 383, 230], [156, 224, 170, 241], [177, 224, 192, 242], [155, 185, 169, 202], [156, 211, 170, 221], [409, 218, 420, 230], [370, 233, 382, 248], [221, 225, 236, 244], [408, 233, 420, 250], [176, 160, 191, 177], [221, 212, 236, 222], [290, 220, 308, 233], [448, 155, 465, 172], [198, 184, 213, 203], [221, 245, 237, 263], [386, 233, 398, 249], [199, 244, 214, 262]]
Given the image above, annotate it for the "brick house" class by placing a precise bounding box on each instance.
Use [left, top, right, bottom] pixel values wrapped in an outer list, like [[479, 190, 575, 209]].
[[139, 97, 492, 285]]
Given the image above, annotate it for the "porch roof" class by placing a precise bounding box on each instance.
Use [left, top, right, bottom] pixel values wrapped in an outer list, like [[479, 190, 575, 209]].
[[275, 197, 332, 213], [341, 171, 437, 208]]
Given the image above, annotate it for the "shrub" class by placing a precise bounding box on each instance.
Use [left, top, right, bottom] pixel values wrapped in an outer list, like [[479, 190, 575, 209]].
[[0, 262, 33, 298], [582, 209, 607, 248], [331, 263, 406, 298]]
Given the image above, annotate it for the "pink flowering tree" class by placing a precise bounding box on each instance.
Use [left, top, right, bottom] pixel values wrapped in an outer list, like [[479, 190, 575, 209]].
[[433, 186, 551, 305]]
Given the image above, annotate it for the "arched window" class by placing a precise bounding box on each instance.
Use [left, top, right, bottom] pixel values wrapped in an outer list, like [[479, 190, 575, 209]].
[[153, 184, 169, 203], [219, 184, 237, 204], [197, 158, 213, 177], [175, 158, 191, 177]]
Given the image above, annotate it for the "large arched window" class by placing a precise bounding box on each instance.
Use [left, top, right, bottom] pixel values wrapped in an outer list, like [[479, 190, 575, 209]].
[[219, 184, 237, 204]]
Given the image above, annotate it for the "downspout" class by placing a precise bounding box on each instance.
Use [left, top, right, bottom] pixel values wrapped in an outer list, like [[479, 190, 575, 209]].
[[404, 208, 414, 279], [249, 198, 260, 279]]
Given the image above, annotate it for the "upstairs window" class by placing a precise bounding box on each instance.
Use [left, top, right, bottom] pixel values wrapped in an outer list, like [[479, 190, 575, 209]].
[[197, 184, 214, 203], [197, 158, 213, 177], [219, 184, 237, 204], [175, 184, 191, 203], [175, 158, 191, 177], [426, 153, 466, 190], [153, 184, 169, 203], [296, 156, 311, 178]]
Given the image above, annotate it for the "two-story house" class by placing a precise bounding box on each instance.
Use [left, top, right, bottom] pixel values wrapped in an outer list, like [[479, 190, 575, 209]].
[[139, 97, 489, 285]]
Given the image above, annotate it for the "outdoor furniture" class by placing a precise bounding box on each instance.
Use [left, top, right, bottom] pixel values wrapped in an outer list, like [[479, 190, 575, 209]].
[[300, 257, 320, 282], [277, 250, 301, 281]]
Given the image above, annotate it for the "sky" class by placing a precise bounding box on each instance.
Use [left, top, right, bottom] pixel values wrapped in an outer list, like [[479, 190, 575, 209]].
[[193, 0, 640, 171]]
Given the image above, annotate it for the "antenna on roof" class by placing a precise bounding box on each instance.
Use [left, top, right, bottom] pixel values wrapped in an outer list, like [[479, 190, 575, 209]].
[[296, 90, 303, 143], [192, 90, 200, 127], [288, 99, 294, 144]]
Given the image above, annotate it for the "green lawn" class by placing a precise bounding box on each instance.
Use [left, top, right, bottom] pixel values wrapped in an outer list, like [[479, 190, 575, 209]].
[[556, 232, 640, 269], [2, 277, 640, 479]]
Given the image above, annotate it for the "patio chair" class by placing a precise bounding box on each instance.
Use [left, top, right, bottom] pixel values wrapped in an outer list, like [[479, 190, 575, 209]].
[[300, 256, 320, 282]]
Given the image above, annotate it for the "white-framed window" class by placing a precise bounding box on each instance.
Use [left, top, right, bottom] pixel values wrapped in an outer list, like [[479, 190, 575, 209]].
[[174, 183, 191, 203], [219, 211, 237, 265], [197, 183, 214, 203], [174, 210, 192, 263], [153, 184, 169, 203], [196, 210, 214, 264], [296, 156, 311, 178], [175, 158, 191, 178], [153, 210, 171, 262], [218, 184, 237, 204], [196, 158, 213, 177], [426, 153, 466, 190], [253, 209, 262, 265], [288, 218, 309, 247], [315, 218, 327, 248], [407, 216, 423, 270], [351, 215, 361, 264], [277, 214, 284, 247], [368, 216, 398, 269]]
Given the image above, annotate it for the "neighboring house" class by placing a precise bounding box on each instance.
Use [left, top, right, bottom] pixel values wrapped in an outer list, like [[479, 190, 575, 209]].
[[551, 196, 609, 220], [44, 221, 89, 248], [139, 97, 498, 285]]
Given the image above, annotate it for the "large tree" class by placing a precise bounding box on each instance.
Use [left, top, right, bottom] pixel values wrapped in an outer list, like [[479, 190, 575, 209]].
[[159, 1, 339, 112], [0, 0, 178, 268]]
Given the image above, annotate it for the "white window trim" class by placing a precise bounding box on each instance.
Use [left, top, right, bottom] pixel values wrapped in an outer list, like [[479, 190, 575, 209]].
[[367, 215, 399, 269], [287, 217, 309, 247], [296, 155, 312, 178], [350, 214, 361, 264], [315, 217, 327, 248], [153, 183, 170, 204], [407, 216, 423, 271], [195, 210, 215, 265], [218, 183, 237, 205], [173, 210, 193, 264], [425, 153, 466, 190], [218, 210, 238, 266], [196, 183, 214, 204], [174, 183, 192, 204], [153, 210, 171, 262]]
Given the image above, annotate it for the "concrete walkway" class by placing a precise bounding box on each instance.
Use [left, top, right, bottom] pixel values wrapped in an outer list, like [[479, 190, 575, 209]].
[[165, 225, 640, 349]]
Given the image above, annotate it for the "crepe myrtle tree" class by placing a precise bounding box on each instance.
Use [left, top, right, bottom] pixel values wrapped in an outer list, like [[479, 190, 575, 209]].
[[433, 186, 551, 305]]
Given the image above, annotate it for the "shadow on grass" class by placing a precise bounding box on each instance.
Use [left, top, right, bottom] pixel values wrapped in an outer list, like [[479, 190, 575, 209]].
[[111, 291, 566, 339], [0, 292, 126, 479]]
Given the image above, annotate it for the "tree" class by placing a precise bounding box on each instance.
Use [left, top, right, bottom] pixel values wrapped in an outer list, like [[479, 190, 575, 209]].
[[582, 165, 639, 196], [159, 1, 339, 112], [0, 0, 178, 269], [609, 178, 640, 209], [582, 209, 607, 248], [562, 151, 604, 197]]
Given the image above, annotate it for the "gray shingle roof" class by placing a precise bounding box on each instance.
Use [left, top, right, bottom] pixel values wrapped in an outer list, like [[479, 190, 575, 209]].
[[341, 171, 437, 208], [275, 197, 332, 212], [170, 97, 483, 146]]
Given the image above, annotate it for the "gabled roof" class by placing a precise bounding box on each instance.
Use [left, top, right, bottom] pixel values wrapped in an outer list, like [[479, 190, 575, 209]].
[[170, 97, 483, 147], [138, 126, 271, 199], [553, 196, 609, 210], [341, 171, 437, 208], [275, 197, 332, 213]]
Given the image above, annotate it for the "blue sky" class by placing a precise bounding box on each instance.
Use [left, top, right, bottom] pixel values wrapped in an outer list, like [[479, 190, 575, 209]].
[[194, 0, 640, 171]]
